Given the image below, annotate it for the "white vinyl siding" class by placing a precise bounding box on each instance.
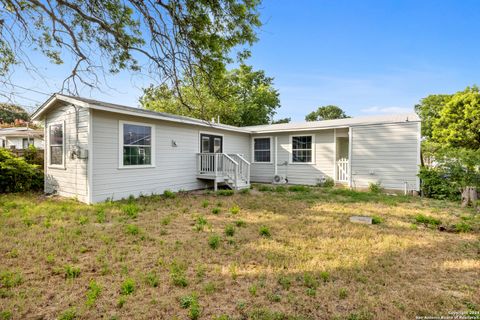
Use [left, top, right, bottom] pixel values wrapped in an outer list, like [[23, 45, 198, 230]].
[[350, 122, 420, 190], [251, 130, 334, 184], [44, 104, 90, 203], [91, 110, 250, 203]]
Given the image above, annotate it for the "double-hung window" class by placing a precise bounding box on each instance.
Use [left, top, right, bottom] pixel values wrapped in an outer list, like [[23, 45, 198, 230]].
[[253, 137, 271, 163], [49, 123, 64, 166], [120, 122, 154, 167], [291, 135, 314, 163]]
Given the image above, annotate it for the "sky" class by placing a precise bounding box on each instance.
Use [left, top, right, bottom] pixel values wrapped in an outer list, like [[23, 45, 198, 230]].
[[4, 0, 480, 121]]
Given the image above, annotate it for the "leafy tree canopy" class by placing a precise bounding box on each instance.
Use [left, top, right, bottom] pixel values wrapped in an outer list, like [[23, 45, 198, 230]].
[[0, 0, 261, 102], [305, 105, 349, 121], [430, 86, 480, 149], [0, 103, 29, 124], [271, 117, 290, 124], [140, 64, 280, 127], [414, 94, 452, 139]]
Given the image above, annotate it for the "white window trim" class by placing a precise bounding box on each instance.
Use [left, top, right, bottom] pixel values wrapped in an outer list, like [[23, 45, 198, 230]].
[[289, 134, 315, 164], [118, 120, 156, 169], [251, 136, 273, 164], [47, 121, 66, 169]]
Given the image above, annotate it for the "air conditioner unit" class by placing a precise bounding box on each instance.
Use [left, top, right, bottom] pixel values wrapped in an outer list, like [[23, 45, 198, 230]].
[[272, 175, 288, 184]]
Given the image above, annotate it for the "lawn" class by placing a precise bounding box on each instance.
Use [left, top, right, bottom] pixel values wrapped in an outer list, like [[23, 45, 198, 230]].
[[0, 186, 479, 320]]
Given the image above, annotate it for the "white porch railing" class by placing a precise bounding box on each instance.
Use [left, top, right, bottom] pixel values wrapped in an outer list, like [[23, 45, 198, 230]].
[[196, 153, 250, 189], [337, 158, 349, 182]]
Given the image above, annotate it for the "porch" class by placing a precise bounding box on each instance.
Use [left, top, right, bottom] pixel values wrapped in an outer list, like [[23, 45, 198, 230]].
[[334, 134, 350, 184], [196, 153, 251, 191]]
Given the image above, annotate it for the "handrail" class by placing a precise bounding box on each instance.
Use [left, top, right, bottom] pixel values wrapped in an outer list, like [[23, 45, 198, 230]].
[[197, 153, 250, 188]]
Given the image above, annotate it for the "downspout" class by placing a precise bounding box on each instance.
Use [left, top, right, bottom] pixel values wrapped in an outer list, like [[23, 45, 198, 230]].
[[348, 127, 353, 188], [274, 136, 278, 176]]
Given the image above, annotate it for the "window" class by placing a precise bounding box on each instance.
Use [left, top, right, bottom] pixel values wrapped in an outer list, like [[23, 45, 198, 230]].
[[121, 122, 154, 167], [22, 138, 34, 149], [291, 135, 313, 163], [253, 137, 271, 162], [49, 123, 64, 166]]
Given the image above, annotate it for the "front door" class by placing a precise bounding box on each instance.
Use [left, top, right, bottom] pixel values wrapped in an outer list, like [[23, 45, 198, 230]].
[[200, 134, 223, 173]]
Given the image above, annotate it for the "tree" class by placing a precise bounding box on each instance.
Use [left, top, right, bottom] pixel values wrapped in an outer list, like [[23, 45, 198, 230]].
[[305, 105, 349, 121], [414, 94, 452, 139], [271, 117, 290, 124], [140, 64, 281, 127], [431, 86, 480, 149], [0, 103, 29, 124], [0, 0, 261, 103]]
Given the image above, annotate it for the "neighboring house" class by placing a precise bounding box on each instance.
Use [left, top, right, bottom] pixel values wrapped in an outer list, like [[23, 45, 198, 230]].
[[0, 127, 44, 150], [31, 94, 421, 204]]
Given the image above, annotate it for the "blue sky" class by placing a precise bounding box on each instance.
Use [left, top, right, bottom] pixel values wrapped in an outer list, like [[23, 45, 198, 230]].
[[6, 0, 480, 121]]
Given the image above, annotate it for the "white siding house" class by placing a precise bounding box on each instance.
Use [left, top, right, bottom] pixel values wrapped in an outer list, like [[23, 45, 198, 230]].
[[32, 94, 421, 204], [0, 127, 44, 149]]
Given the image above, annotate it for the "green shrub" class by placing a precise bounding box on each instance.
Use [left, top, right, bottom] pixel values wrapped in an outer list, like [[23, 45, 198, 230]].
[[217, 189, 234, 196], [454, 222, 472, 233], [208, 235, 221, 249], [194, 216, 207, 231], [201, 200, 209, 208], [120, 278, 135, 295], [85, 280, 101, 307], [418, 167, 460, 200], [259, 226, 271, 237], [318, 177, 335, 188], [224, 224, 235, 237], [96, 208, 106, 223], [0, 148, 43, 193], [64, 265, 81, 279], [163, 189, 176, 199], [368, 182, 382, 193]]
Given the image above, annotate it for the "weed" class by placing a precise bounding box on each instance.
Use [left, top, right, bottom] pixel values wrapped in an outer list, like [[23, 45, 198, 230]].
[[320, 271, 330, 282], [145, 272, 159, 287], [306, 287, 316, 297], [122, 203, 139, 218], [170, 261, 188, 287], [239, 188, 250, 194], [235, 220, 246, 227], [368, 182, 383, 193], [161, 216, 171, 226], [224, 224, 235, 237], [267, 292, 281, 302], [415, 214, 441, 226], [211, 207, 221, 215], [208, 234, 221, 249], [217, 189, 234, 196], [201, 200, 209, 208], [0, 271, 22, 288], [303, 272, 318, 289], [180, 294, 201, 320], [78, 215, 88, 225], [321, 177, 335, 188], [204, 282, 216, 294], [371, 216, 383, 224], [274, 185, 287, 192], [64, 265, 81, 279], [258, 185, 274, 192], [58, 308, 77, 320], [194, 215, 208, 231], [277, 274, 292, 290], [230, 205, 240, 215], [125, 224, 139, 235], [288, 185, 310, 192], [120, 278, 135, 295], [339, 288, 348, 299], [117, 296, 126, 308], [0, 311, 12, 320], [248, 284, 258, 296], [85, 280, 101, 307], [96, 208, 106, 223], [259, 225, 271, 237], [454, 222, 472, 233], [163, 190, 176, 199], [46, 254, 55, 264]]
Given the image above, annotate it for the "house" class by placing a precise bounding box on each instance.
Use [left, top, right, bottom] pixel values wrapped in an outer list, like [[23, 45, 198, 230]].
[[0, 127, 44, 150], [31, 94, 421, 204]]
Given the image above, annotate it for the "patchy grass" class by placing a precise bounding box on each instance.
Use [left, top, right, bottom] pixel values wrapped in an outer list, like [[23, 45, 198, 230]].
[[0, 188, 479, 319]]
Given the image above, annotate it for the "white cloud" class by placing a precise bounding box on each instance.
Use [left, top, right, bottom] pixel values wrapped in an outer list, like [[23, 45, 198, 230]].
[[360, 106, 413, 114]]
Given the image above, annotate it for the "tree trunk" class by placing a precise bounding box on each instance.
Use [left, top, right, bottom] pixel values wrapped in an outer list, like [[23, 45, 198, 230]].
[[461, 186, 478, 208]]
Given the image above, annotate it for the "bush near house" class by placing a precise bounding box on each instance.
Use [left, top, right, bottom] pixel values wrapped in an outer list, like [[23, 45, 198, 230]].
[[0, 148, 43, 193]]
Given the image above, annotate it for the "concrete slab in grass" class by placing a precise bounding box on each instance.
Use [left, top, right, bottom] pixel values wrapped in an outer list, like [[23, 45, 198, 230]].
[[349, 216, 373, 224]]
